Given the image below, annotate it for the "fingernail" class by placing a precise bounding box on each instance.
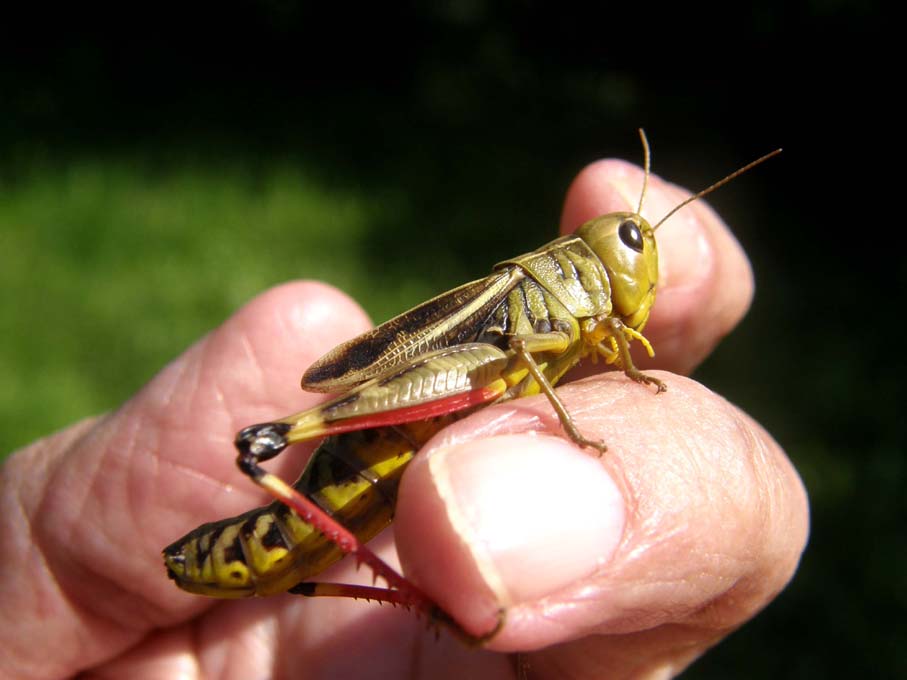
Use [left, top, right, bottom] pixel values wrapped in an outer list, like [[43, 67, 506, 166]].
[[428, 434, 626, 607]]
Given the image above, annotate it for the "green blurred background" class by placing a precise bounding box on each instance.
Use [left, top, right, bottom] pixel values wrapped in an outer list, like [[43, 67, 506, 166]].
[[1, 2, 900, 677]]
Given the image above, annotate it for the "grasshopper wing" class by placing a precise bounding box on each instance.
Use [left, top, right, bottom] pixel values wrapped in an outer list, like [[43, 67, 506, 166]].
[[302, 268, 523, 392]]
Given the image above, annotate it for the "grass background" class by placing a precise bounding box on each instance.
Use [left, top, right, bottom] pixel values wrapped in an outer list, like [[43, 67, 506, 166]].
[[1, 3, 901, 677]]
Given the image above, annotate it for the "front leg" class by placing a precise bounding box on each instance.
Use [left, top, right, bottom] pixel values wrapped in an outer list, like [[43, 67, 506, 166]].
[[598, 317, 667, 393]]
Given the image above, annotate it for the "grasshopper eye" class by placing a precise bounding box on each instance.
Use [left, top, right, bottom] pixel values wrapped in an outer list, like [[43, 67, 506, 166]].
[[619, 220, 644, 252]]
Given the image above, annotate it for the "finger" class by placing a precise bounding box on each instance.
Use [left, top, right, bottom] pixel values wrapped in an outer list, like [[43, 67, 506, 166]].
[[560, 160, 755, 375], [0, 281, 372, 679], [394, 373, 808, 678]]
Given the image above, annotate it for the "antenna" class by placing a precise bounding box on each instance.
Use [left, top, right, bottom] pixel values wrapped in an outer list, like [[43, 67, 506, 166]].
[[636, 128, 651, 216], [651, 146, 782, 231]]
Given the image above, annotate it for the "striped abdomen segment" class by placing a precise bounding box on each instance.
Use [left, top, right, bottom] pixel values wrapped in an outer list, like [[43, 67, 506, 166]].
[[163, 417, 453, 597]]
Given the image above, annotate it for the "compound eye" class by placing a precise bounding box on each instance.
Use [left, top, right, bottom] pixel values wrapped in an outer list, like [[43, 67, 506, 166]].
[[618, 219, 644, 252]]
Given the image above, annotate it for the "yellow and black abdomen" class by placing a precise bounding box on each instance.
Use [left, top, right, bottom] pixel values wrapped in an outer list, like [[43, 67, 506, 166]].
[[163, 418, 452, 597]]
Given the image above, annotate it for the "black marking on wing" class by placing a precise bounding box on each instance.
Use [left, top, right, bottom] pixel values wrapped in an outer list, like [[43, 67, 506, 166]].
[[302, 271, 520, 389]]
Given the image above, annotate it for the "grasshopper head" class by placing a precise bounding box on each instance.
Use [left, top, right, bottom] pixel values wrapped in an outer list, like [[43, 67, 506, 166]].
[[571, 131, 780, 334], [575, 212, 658, 330]]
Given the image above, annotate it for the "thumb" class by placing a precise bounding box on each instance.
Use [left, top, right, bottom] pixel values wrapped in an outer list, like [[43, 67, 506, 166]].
[[394, 373, 808, 678]]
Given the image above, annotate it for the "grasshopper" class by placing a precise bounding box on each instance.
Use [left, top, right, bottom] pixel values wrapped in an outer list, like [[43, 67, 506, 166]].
[[163, 131, 779, 642]]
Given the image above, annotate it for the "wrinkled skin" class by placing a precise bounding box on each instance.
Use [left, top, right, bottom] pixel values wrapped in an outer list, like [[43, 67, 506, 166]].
[[0, 161, 808, 680]]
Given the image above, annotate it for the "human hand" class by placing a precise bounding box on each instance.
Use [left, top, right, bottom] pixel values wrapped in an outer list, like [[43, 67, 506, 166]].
[[0, 160, 808, 680]]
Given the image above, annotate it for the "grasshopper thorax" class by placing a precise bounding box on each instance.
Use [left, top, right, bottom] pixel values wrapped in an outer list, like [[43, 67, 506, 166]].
[[575, 211, 658, 331]]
